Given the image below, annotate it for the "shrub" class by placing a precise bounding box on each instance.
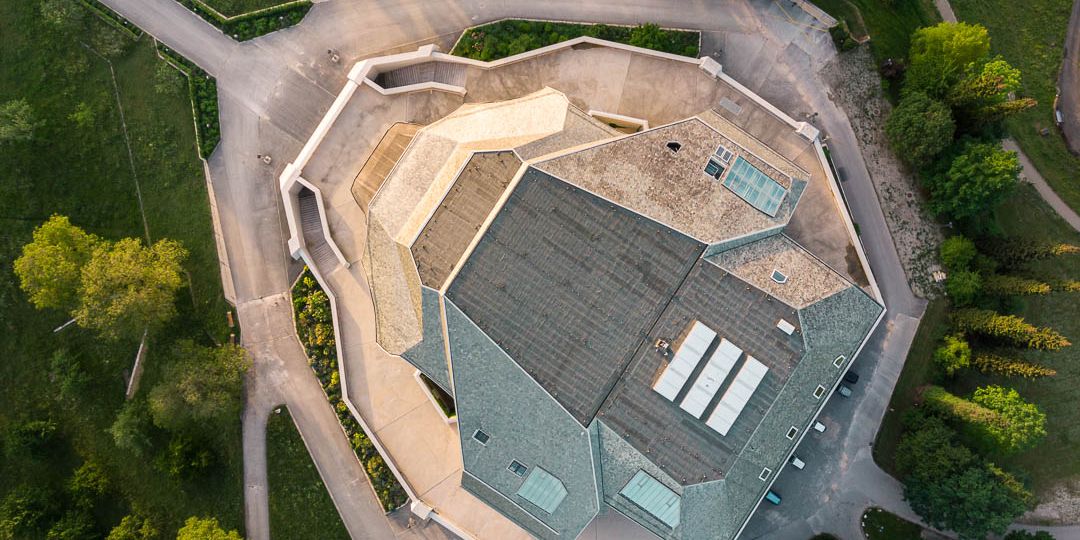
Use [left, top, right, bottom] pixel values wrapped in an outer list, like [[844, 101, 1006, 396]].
[[981, 238, 1080, 270], [945, 270, 982, 306], [886, 91, 955, 166], [973, 353, 1056, 379], [829, 21, 858, 52], [940, 235, 977, 272], [450, 20, 699, 61], [934, 334, 971, 376], [982, 274, 1051, 296], [952, 308, 1070, 350]]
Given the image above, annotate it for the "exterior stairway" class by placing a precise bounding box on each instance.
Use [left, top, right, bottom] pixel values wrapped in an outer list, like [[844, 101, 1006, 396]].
[[298, 187, 339, 270], [373, 61, 467, 89]]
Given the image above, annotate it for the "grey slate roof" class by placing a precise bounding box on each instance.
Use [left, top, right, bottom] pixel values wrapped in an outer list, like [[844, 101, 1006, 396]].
[[400, 286, 453, 395], [446, 167, 703, 425]]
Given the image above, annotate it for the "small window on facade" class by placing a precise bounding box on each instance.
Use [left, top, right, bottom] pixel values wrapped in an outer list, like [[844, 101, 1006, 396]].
[[771, 269, 788, 284], [833, 355, 846, 368], [508, 460, 528, 477], [786, 427, 798, 440], [666, 141, 682, 153], [715, 145, 734, 163], [472, 429, 490, 445], [759, 467, 772, 481], [704, 158, 725, 179], [814, 385, 826, 399]]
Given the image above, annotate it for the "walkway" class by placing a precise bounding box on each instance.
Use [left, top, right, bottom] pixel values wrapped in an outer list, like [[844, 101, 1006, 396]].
[[1058, 0, 1080, 155], [1005, 138, 1080, 232]]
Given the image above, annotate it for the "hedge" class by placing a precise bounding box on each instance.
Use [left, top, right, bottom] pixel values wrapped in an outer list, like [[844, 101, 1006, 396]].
[[175, 0, 312, 41], [291, 268, 409, 512], [156, 43, 221, 159], [450, 20, 700, 61], [952, 308, 1071, 351], [972, 353, 1056, 379]]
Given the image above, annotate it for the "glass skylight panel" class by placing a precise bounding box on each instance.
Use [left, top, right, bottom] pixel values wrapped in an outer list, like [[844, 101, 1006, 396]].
[[723, 157, 787, 217], [620, 470, 681, 529], [679, 338, 742, 418], [516, 467, 568, 514], [706, 356, 769, 436], [653, 321, 717, 401]]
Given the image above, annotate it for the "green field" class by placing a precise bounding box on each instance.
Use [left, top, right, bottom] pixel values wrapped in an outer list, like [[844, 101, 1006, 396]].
[[812, 0, 940, 62], [267, 409, 350, 540], [0, 1, 239, 536], [862, 507, 925, 539], [875, 185, 1080, 498], [950, 0, 1080, 213]]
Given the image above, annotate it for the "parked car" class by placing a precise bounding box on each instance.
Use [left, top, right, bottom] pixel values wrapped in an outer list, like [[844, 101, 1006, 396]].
[[843, 370, 860, 384], [789, 455, 805, 470], [813, 421, 826, 433], [837, 385, 853, 398], [765, 490, 782, 505]]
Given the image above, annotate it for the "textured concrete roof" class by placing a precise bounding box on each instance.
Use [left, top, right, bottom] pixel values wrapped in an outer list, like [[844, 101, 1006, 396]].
[[708, 234, 850, 309]]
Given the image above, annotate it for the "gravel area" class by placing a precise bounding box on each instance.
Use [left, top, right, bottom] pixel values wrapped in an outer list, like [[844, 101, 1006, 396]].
[[1022, 478, 1080, 525], [821, 47, 943, 298]]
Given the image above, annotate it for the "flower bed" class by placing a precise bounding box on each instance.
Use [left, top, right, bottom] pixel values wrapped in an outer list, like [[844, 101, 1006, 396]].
[[155, 43, 221, 159], [175, 0, 312, 41], [450, 20, 700, 61], [291, 268, 409, 512]]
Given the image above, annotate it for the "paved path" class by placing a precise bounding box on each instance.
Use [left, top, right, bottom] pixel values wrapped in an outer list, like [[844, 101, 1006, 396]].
[[1059, 0, 1080, 154], [1005, 138, 1080, 232]]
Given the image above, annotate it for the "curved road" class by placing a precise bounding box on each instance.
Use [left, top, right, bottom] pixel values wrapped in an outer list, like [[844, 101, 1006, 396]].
[[95, 1, 1074, 539]]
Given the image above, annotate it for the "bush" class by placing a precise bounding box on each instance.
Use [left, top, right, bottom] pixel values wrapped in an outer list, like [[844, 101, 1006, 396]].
[[450, 20, 699, 61], [829, 21, 858, 52], [973, 353, 1056, 379], [934, 334, 971, 376], [940, 235, 977, 272], [945, 270, 982, 306], [953, 308, 1071, 350], [175, 0, 312, 41], [983, 274, 1051, 296]]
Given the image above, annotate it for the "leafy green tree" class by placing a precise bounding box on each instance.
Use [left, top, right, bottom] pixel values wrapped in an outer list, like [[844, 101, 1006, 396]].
[[157, 434, 214, 478], [176, 517, 242, 540], [973, 353, 1056, 379], [148, 341, 250, 431], [906, 22, 991, 97], [14, 215, 101, 311], [886, 92, 955, 166], [46, 510, 94, 540], [6, 419, 58, 458], [74, 237, 187, 341], [945, 270, 981, 306], [109, 400, 153, 456], [971, 385, 1047, 453], [0, 485, 55, 539], [934, 334, 971, 376], [940, 235, 977, 272], [953, 308, 1070, 350], [49, 349, 88, 408], [922, 140, 1020, 220], [0, 99, 43, 143], [68, 461, 108, 507], [106, 514, 158, 540], [68, 102, 95, 129], [983, 238, 1080, 269], [983, 274, 1051, 296], [948, 57, 1036, 125]]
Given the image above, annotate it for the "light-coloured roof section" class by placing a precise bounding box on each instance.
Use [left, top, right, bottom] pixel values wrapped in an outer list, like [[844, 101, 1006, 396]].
[[653, 321, 716, 401], [707, 234, 850, 309], [697, 109, 809, 182], [517, 467, 569, 514], [679, 338, 742, 418], [620, 470, 682, 529], [534, 118, 803, 243]]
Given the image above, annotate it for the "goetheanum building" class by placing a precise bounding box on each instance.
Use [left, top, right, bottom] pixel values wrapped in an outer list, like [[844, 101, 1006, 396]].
[[280, 35, 884, 540]]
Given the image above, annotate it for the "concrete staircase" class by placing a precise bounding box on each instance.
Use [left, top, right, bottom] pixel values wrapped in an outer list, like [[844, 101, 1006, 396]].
[[298, 188, 339, 270], [374, 61, 467, 89]]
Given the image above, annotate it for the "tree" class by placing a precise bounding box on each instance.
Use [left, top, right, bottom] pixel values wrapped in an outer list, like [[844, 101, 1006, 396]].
[[14, 215, 101, 311], [982, 238, 1080, 269], [106, 515, 158, 540], [953, 308, 1070, 350], [176, 517, 242, 540], [148, 341, 250, 431], [983, 274, 1051, 296], [49, 349, 88, 408], [971, 385, 1046, 453], [948, 58, 1036, 125], [973, 353, 1056, 379], [0, 99, 43, 143], [934, 334, 971, 376], [74, 237, 187, 341], [109, 400, 153, 456], [940, 235, 977, 272], [0, 485, 55, 539], [945, 270, 982, 306], [886, 91, 955, 166], [68, 102, 95, 129], [46, 510, 94, 540], [905, 22, 991, 98], [68, 461, 108, 508], [923, 141, 1020, 220]]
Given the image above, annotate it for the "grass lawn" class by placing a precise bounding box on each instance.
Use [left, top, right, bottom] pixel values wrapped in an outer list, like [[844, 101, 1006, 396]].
[[812, 0, 940, 62], [950, 0, 1080, 213], [861, 507, 925, 539], [267, 408, 350, 540], [199, 0, 293, 17], [0, 1, 238, 536], [874, 185, 1080, 498]]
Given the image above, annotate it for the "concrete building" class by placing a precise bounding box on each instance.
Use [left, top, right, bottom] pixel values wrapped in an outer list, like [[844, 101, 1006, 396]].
[[281, 38, 884, 540]]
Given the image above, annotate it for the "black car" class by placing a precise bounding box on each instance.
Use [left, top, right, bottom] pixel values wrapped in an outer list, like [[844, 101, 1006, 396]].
[[843, 371, 860, 384]]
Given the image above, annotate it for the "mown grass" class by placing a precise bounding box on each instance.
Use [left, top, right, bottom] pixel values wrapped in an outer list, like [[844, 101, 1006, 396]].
[[874, 185, 1080, 499], [201, 0, 292, 17], [812, 0, 940, 62], [861, 507, 925, 539], [950, 0, 1080, 212], [0, 0, 238, 536], [267, 408, 350, 540]]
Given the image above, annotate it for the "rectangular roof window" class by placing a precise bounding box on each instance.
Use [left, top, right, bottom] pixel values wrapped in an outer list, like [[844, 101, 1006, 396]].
[[704, 158, 725, 180], [759, 467, 772, 481], [786, 426, 798, 440], [679, 338, 742, 418], [723, 156, 787, 217], [508, 460, 528, 477], [516, 467, 568, 514], [653, 321, 716, 401], [705, 356, 769, 436], [833, 355, 846, 368], [776, 319, 796, 335], [620, 470, 681, 529], [814, 385, 826, 399], [472, 429, 490, 445]]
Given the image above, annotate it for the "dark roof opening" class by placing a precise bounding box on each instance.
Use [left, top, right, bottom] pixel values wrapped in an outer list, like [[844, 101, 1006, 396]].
[[666, 141, 682, 153]]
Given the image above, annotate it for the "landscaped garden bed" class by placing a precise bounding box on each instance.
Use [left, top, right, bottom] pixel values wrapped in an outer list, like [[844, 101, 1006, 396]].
[[79, 0, 144, 38], [175, 0, 312, 41], [450, 20, 699, 61], [291, 268, 410, 512], [155, 43, 221, 158]]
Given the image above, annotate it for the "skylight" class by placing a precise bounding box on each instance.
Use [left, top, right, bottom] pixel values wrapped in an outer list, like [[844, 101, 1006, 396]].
[[723, 157, 787, 217], [516, 467, 568, 514], [620, 470, 681, 528], [771, 269, 788, 284]]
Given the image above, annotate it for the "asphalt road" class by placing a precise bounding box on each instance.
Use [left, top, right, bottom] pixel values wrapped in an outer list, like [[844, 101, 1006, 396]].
[[1059, 0, 1080, 155], [96, 1, 934, 539]]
